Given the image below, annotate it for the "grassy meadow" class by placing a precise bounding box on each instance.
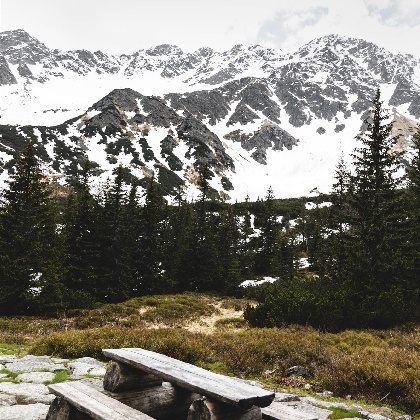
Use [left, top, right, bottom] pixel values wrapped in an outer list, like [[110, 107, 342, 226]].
[[0, 293, 418, 418]]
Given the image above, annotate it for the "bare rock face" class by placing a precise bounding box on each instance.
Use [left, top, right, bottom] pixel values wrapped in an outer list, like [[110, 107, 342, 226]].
[[224, 122, 298, 165], [1, 29, 420, 199], [0, 56, 17, 85]]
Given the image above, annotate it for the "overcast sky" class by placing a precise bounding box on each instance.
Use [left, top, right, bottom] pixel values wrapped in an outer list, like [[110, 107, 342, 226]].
[[1, 0, 419, 56]]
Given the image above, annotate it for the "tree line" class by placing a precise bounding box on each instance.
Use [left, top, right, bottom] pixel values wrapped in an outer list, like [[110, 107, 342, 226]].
[[0, 90, 419, 329]]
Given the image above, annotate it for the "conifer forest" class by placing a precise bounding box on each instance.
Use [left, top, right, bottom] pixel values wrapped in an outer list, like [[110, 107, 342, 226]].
[[0, 91, 419, 330]]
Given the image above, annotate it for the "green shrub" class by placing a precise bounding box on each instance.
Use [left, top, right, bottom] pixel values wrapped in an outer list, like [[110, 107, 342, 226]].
[[327, 406, 360, 419]]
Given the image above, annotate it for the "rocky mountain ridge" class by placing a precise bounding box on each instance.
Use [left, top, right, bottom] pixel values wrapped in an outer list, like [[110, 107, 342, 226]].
[[0, 29, 419, 200]]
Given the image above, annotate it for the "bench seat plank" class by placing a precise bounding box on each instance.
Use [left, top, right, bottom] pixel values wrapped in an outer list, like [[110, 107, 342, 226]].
[[103, 348, 274, 410], [48, 381, 154, 420]]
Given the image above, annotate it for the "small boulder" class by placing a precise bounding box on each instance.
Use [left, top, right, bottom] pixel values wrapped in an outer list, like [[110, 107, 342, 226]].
[[68, 357, 106, 378], [0, 403, 49, 420], [5, 355, 65, 373], [16, 372, 55, 384], [0, 393, 17, 407], [288, 365, 307, 377]]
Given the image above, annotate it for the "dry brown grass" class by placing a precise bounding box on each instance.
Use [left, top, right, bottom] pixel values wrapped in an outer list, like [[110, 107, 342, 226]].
[[0, 293, 418, 417]]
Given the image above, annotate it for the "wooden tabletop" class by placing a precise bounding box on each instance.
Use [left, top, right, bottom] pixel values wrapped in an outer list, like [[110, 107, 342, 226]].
[[103, 347, 274, 410]]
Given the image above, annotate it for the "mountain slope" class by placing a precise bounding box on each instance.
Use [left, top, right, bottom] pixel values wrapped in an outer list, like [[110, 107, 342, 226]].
[[0, 30, 419, 200]]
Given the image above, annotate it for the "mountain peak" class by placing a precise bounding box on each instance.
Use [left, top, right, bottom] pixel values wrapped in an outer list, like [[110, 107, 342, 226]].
[[146, 44, 184, 57], [0, 29, 47, 50]]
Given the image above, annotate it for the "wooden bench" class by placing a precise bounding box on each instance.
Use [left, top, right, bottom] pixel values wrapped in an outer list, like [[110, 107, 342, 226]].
[[103, 348, 274, 409], [46, 380, 154, 420], [47, 347, 315, 420], [102, 347, 275, 419]]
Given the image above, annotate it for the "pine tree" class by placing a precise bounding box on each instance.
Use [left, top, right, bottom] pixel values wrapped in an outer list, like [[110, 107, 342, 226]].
[[96, 165, 132, 302], [254, 187, 278, 275], [0, 142, 60, 314], [404, 126, 420, 319], [346, 89, 406, 326], [237, 194, 255, 279], [137, 176, 165, 294], [121, 182, 143, 296], [218, 206, 242, 294], [324, 155, 352, 281], [61, 162, 99, 306], [162, 198, 196, 292]]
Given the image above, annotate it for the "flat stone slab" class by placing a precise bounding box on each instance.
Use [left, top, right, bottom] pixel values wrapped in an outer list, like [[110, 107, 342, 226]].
[[68, 357, 106, 377], [5, 355, 66, 373], [0, 393, 17, 407], [368, 415, 391, 420], [16, 372, 55, 384], [283, 400, 333, 420], [0, 403, 49, 420], [274, 392, 300, 402], [0, 355, 17, 364], [0, 382, 54, 404]]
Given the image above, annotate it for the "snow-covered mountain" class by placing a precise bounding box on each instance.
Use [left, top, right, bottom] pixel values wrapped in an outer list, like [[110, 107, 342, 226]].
[[0, 29, 419, 200]]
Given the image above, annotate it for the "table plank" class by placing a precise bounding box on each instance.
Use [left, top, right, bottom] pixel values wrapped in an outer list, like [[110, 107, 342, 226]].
[[103, 348, 274, 410]]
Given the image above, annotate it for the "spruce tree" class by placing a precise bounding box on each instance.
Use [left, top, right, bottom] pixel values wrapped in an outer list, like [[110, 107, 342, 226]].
[[218, 206, 241, 294], [96, 165, 132, 302], [0, 142, 60, 314], [325, 155, 352, 281], [61, 162, 99, 306], [237, 194, 255, 279], [346, 89, 406, 326], [137, 175, 165, 294], [404, 126, 420, 320], [254, 187, 278, 275]]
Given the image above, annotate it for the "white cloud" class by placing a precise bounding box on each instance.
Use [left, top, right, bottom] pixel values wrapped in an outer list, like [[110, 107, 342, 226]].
[[0, 0, 419, 56]]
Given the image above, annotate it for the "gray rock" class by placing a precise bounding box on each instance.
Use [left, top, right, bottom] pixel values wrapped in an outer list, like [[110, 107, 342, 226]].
[[288, 365, 307, 377], [0, 56, 18, 85], [0, 403, 49, 420], [286, 400, 333, 420], [50, 358, 69, 364], [367, 415, 391, 420], [0, 373, 10, 379], [16, 372, 55, 384], [68, 357, 106, 377], [5, 355, 66, 373], [304, 397, 347, 409], [0, 382, 52, 404], [0, 356, 17, 364], [0, 394, 17, 407], [315, 390, 333, 399], [395, 416, 412, 420], [274, 392, 300, 402]]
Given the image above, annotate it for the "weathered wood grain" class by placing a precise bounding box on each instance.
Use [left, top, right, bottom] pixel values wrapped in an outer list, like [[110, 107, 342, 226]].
[[47, 381, 154, 420], [187, 398, 262, 420], [104, 382, 202, 420], [46, 397, 92, 420], [261, 402, 318, 420], [103, 348, 274, 410], [103, 361, 162, 392]]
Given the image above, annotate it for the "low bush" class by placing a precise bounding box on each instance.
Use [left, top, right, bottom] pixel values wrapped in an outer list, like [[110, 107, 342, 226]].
[[1, 293, 418, 416]]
